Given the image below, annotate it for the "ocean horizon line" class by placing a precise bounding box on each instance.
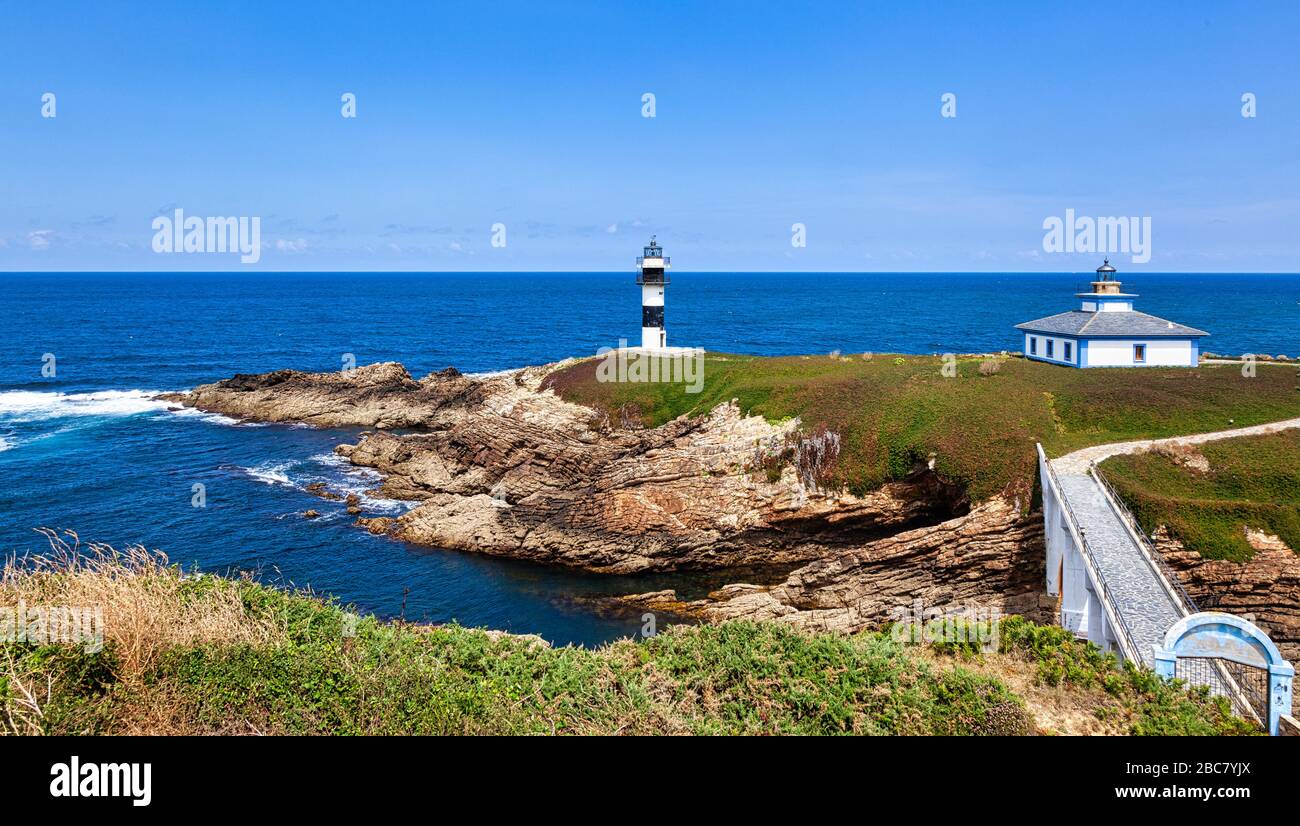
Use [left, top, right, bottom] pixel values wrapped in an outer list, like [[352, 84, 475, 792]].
[[5, 269, 1300, 277]]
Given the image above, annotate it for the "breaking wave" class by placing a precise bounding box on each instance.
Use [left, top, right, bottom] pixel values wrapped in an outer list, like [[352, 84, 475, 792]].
[[232, 455, 417, 515], [0, 389, 175, 422]]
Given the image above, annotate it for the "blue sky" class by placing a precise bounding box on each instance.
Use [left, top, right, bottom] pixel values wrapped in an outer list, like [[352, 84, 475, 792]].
[[1, 1, 1297, 272]]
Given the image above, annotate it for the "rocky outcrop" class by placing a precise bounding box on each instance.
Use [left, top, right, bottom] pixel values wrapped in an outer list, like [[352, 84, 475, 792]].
[[1153, 527, 1300, 662], [162, 360, 1060, 630], [165, 362, 975, 575], [634, 497, 1052, 631], [159, 363, 482, 429]]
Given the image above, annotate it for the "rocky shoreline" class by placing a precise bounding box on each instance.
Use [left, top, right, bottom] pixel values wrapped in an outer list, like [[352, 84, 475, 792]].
[[160, 361, 1054, 630]]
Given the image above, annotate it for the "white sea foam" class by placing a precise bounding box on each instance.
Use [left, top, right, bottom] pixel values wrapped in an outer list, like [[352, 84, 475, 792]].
[[235, 455, 416, 515], [0, 389, 175, 423], [0, 389, 273, 432], [309, 452, 417, 514], [239, 461, 295, 486], [464, 367, 523, 379], [162, 406, 243, 426], [0, 436, 11, 452]]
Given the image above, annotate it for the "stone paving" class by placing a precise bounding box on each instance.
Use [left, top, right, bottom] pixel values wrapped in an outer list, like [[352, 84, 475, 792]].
[[1054, 473, 1183, 666], [1050, 416, 1300, 666]]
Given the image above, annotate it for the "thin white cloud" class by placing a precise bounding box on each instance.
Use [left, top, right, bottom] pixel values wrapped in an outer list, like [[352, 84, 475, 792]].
[[27, 230, 54, 250]]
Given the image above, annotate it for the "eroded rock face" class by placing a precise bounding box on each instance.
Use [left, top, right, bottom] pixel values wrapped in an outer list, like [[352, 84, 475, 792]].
[[163, 362, 973, 575], [1153, 527, 1300, 662], [159, 363, 480, 429], [660, 498, 1052, 632]]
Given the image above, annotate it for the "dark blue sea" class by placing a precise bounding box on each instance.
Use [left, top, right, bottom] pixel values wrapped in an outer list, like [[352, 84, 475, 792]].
[[2, 272, 1297, 644]]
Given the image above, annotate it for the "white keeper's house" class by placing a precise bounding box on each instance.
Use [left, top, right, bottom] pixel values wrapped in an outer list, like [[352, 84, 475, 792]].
[[1015, 260, 1209, 368]]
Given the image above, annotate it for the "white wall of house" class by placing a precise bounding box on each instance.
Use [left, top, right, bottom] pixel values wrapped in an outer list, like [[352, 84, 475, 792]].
[[1087, 338, 1193, 367], [1023, 333, 1077, 365]]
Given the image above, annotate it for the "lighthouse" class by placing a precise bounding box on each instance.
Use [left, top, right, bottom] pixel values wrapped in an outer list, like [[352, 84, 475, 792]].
[[636, 236, 670, 349]]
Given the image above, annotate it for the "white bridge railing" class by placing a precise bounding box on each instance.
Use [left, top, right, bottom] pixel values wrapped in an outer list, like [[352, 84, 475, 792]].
[[1037, 445, 1142, 663]]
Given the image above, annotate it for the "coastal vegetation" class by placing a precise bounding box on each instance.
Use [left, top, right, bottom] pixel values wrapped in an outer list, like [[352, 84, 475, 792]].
[[1, 535, 1254, 736], [544, 355, 1300, 501], [1101, 429, 1300, 563]]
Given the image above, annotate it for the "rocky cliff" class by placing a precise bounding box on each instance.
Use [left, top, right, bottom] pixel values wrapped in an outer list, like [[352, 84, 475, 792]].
[[678, 498, 1052, 631], [1153, 527, 1300, 662], [162, 362, 1048, 619]]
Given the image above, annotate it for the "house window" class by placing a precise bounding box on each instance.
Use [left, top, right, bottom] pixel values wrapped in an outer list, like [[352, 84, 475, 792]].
[[1046, 339, 1055, 358], [1133, 343, 1146, 364], [1064, 341, 1073, 362], [1029, 337, 1037, 355]]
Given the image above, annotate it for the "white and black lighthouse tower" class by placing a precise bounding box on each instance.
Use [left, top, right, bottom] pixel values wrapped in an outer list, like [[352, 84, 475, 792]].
[[636, 236, 670, 349]]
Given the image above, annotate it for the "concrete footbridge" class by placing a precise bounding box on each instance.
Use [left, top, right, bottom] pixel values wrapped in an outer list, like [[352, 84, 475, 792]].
[[1040, 446, 1187, 666], [1037, 417, 1300, 734]]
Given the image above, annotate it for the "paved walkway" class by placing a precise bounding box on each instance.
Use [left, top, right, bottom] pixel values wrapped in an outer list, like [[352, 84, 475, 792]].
[[1050, 417, 1300, 665], [1054, 473, 1182, 665], [1053, 417, 1300, 474]]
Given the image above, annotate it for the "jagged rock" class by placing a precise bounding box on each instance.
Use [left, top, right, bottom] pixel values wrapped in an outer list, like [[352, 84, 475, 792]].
[[303, 509, 320, 519], [159, 362, 444, 429], [606, 590, 706, 616], [1153, 526, 1300, 662], [305, 482, 343, 501], [693, 498, 1052, 632], [356, 516, 397, 535]]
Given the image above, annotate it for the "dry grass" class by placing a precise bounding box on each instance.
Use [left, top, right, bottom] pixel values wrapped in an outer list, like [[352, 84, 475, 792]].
[[2, 535, 1257, 735], [913, 644, 1122, 735], [3, 530, 290, 734], [3, 529, 284, 680]]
